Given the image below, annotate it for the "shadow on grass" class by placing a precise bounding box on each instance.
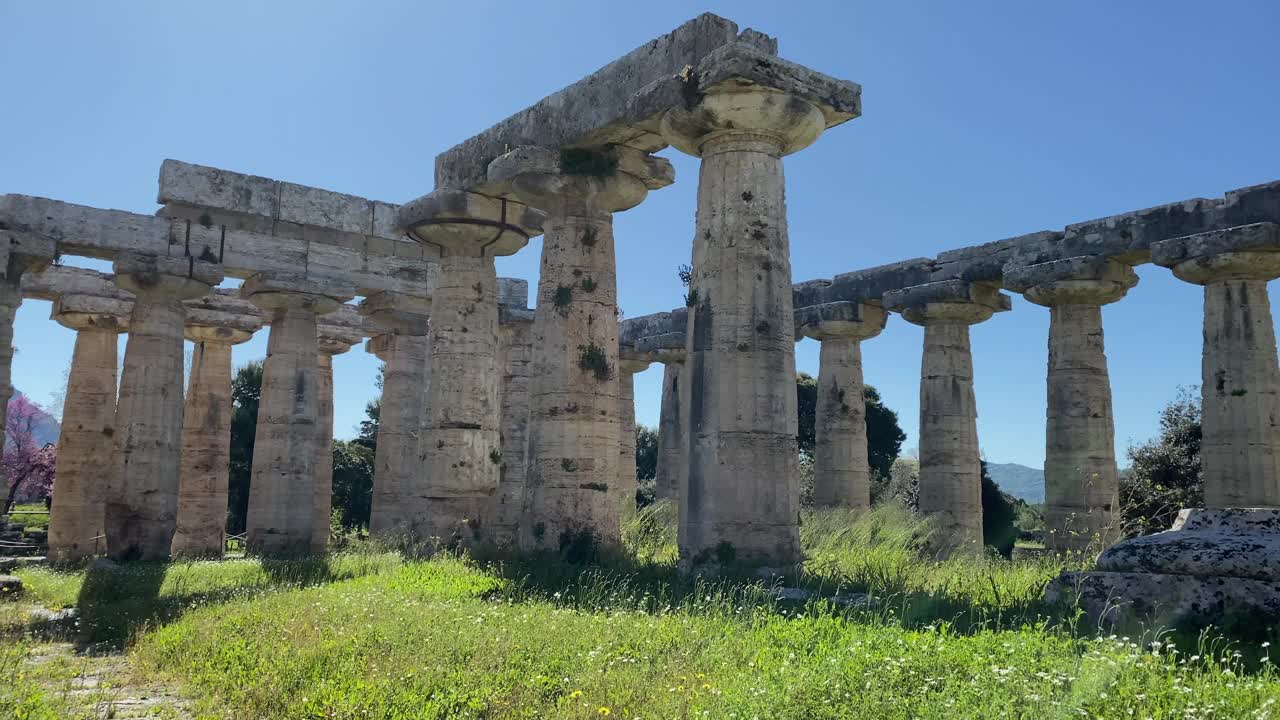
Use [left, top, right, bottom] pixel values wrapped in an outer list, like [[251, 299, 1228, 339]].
[[70, 555, 366, 651]]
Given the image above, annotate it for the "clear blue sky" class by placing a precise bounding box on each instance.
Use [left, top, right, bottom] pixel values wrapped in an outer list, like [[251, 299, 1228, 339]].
[[3, 1, 1278, 469]]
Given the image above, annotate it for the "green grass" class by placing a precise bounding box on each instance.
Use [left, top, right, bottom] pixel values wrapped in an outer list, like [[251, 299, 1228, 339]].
[[8, 502, 49, 532], [5, 504, 1280, 719]]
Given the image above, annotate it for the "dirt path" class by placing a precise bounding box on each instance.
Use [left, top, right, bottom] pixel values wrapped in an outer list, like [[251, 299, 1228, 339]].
[[22, 642, 196, 719]]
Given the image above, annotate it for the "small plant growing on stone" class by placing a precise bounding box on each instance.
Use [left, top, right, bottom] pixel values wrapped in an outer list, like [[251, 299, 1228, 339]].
[[489, 449, 502, 465], [561, 458, 578, 472], [198, 212, 214, 228], [578, 482, 609, 493], [684, 288, 700, 307], [580, 276, 598, 293], [715, 540, 737, 566], [578, 343, 612, 381], [580, 226, 598, 248], [532, 522, 545, 541], [615, 306, 624, 321], [199, 246, 219, 263], [678, 263, 693, 286], [553, 284, 573, 308], [559, 148, 618, 177]]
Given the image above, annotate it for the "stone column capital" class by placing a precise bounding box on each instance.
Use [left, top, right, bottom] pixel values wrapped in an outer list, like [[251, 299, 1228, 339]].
[[487, 146, 674, 216], [618, 348, 651, 375], [241, 273, 354, 315], [795, 301, 887, 342], [1152, 222, 1280, 284], [318, 327, 361, 356], [396, 189, 544, 257], [1005, 256, 1138, 307], [660, 86, 828, 158], [52, 293, 131, 333], [113, 253, 222, 302], [883, 280, 1011, 327], [185, 324, 255, 345], [358, 291, 431, 336]]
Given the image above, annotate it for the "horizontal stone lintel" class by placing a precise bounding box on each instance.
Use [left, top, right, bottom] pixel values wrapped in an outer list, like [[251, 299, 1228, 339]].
[[882, 279, 1011, 314], [435, 13, 859, 194], [1, 195, 437, 297], [1150, 221, 1280, 267]]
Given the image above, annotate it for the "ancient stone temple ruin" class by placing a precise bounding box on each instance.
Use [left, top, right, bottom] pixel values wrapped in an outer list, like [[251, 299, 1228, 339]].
[[1, 13, 1278, 625]]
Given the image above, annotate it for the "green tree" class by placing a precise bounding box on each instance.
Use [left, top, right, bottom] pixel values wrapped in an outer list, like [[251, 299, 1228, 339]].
[[1121, 387, 1202, 537], [356, 363, 384, 450], [331, 440, 374, 531], [795, 373, 906, 477], [227, 361, 263, 535], [981, 460, 1019, 558], [635, 424, 658, 481]]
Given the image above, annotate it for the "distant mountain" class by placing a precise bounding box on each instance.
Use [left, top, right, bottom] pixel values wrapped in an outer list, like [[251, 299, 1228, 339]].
[[987, 462, 1044, 504]]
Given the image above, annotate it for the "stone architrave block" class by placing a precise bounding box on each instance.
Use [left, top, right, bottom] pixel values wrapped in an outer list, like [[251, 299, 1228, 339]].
[[1150, 222, 1280, 267], [497, 277, 530, 308], [882, 279, 1011, 315]]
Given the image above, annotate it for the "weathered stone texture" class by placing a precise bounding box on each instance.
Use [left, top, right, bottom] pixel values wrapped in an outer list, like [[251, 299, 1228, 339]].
[[47, 306, 124, 562], [171, 327, 251, 558], [797, 302, 887, 510], [367, 331, 430, 538], [106, 254, 221, 561], [312, 336, 354, 554], [617, 355, 650, 524], [487, 310, 535, 546]]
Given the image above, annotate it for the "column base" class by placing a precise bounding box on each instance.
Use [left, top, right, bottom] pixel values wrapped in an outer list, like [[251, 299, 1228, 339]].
[[1045, 508, 1280, 627]]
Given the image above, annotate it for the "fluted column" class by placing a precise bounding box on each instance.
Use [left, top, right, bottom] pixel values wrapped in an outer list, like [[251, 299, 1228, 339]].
[[885, 281, 1009, 559], [312, 333, 357, 554], [617, 352, 651, 523], [242, 274, 352, 557], [107, 254, 222, 561], [796, 301, 888, 510], [1153, 223, 1280, 508], [47, 295, 128, 562], [489, 293, 535, 546], [489, 146, 672, 554], [361, 292, 432, 539], [1007, 257, 1138, 553], [660, 87, 829, 574], [396, 190, 543, 545], [171, 324, 256, 558]]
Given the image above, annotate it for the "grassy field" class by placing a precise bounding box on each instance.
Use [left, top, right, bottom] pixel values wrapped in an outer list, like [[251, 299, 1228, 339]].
[[7, 502, 49, 532], [4, 504, 1279, 719]]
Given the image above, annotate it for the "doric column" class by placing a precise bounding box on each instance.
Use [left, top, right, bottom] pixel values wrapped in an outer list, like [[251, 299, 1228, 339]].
[[396, 190, 543, 544], [635, 315, 689, 505], [796, 301, 888, 510], [1153, 222, 1280, 507], [617, 350, 651, 522], [885, 280, 1009, 558], [1006, 257, 1137, 553], [242, 273, 352, 557], [488, 284, 535, 547], [660, 87, 829, 574], [0, 231, 55, 447], [47, 294, 129, 562], [313, 329, 359, 554], [171, 317, 259, 558], [361, 292, 432, 539], [107, 253, 222, 561], [488, 146, 673, 554]]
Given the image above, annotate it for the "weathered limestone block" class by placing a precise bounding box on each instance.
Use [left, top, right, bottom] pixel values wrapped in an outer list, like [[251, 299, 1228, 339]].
[[1004, 257, 1138, 553], [661, 85, 833, 575], [489, 300, 535, 546], [1047, 510, 1280, 625], [883, 281, 1010, 558], [617, 351, 651, 523], [362, 292, 432, 539], [171, 320, 259, 558], [243, 273, 353, 557], [396, 191, 543, 543], [1153, 222, 1280, 508], [313, 329, 360, 554], [107, 253, 222, 561], [46, 295, 128, 562], [795, 301, 888, 510], [489, 146, 672, 554]]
